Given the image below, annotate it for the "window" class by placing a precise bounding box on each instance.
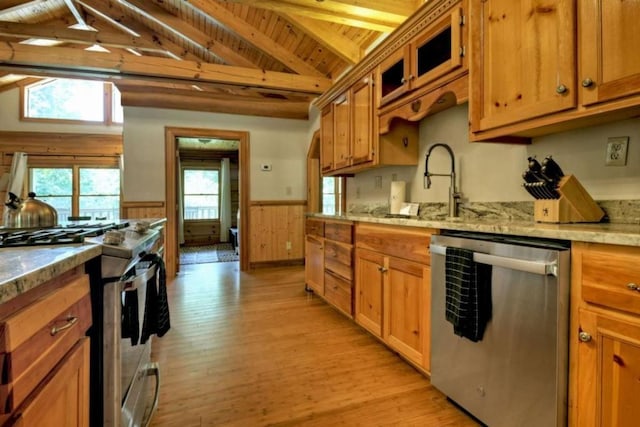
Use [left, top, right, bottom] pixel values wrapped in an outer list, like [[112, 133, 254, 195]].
[[30, 167, 121, 220], [183, 169, 220, 220], [22, 78, 123, 124], [322, 177, 344, 215]]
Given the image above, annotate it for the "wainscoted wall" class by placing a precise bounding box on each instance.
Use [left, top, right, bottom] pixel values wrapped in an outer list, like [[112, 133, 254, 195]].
[[121, 201, 166, 219], [249, 201, 305, 267]]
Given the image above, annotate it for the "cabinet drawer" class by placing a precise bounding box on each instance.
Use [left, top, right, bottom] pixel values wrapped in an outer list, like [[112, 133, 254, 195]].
[[306, 219, 325, 238], [355, 223, 434, 265], [324, 240, 353, 281], [324, 271, 353, 316], [0, 274, 92, 414], [325, 221, 353, 244], [579, 243, 640, 315]]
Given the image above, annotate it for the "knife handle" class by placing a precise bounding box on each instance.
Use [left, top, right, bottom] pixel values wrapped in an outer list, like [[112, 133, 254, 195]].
[[527, 156, 542, 172]]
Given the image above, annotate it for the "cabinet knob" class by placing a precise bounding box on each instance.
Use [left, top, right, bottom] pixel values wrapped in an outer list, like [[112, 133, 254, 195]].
[[400, 77, 406, 84], [578, 331, 592, 343], [556, 84, 568, 94], [627, 282, 639, 291], [378, 266, 388, 273], [581, 78, 594, 88]]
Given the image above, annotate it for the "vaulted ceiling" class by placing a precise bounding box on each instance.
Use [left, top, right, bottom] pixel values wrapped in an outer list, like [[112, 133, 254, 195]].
[[0, 0, 423, 119]]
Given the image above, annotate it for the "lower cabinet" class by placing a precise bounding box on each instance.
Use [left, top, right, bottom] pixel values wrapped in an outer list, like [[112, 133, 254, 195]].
[[575, 309, 640, 427], [572, 241, 640, 427], [12, 338, 90, 427], [304, 234, 324, 295], [354, 223, 434, 373]]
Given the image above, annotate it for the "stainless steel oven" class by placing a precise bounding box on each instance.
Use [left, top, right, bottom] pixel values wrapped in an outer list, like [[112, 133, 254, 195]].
[[88, 227, 163, 427]]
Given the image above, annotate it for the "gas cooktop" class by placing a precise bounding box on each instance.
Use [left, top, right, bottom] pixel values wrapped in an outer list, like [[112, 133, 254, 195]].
[[0, 222, 130, 248]]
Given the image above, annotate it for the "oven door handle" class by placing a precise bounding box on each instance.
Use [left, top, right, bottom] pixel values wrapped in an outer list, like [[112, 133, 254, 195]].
[[122, 264, 157, 292], [430, 244, 558, 277]]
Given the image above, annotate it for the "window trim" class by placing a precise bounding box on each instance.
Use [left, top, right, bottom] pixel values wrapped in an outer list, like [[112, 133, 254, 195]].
[[20, 78, 122, 125], [27, 160, 121, 220], [182, 167, 221, 221]]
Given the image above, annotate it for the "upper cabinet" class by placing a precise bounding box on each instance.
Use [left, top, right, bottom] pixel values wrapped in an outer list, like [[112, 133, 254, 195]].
[[470, 0, 640, 142], [469, 0, 576, 133], [579, 0, 640, 106], [377, 5, 466, 108], [320, 74, 420, 176], [316, 0, 468, 176]]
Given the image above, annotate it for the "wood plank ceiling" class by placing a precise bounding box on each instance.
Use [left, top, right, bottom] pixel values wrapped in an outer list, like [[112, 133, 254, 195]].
[[0, 0, 423, 119]]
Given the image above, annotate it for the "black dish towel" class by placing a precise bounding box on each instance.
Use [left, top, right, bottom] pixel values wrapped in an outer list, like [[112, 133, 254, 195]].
[[445, 247, 492, 342], [140, 253, 171, 344], [121, 289, 140, 346]]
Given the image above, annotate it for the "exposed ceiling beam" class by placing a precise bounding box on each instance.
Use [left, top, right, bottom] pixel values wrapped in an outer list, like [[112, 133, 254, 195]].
[[282, 13, 362, 65], [115, 0, 258, 68], [119, 86, 310, 119], [0, 42, 332, 94], [0, 0, 46, 16], [0, 21, 170, 54], [183, 0, 326, 77], [219, 0, 410, 32], [63, 0, 96, 30]]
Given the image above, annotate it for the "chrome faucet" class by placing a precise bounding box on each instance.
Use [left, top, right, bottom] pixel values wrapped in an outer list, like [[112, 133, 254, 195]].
[[424, 143, 461, 218]]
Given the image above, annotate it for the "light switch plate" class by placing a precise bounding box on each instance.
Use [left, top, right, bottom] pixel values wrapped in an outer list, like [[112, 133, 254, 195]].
[[605, 136, 628, 166]]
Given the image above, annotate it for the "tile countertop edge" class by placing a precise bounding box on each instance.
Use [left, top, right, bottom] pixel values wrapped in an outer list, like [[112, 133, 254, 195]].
[[0, 244, 103, 305], [308, 213, 640, 247]]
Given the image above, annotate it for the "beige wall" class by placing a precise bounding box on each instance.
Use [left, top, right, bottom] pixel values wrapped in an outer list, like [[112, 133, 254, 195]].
[[122, 106, 310, 202], [347, 104, 640, 205]]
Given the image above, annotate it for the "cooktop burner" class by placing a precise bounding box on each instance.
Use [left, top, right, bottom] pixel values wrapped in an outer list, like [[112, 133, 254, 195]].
[[0, 222, 130, 248]]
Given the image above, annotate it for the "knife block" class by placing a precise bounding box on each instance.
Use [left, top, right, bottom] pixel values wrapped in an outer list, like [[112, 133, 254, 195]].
[[534, 175, 605, 223]]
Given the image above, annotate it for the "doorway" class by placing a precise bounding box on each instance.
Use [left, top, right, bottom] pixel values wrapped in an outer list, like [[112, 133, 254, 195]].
[[165, 127, 250, 276]]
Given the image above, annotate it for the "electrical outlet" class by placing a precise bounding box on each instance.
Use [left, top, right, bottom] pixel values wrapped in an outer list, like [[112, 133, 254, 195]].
[[605, 137, 629, 166], [286, 241, 292, 250], [374, 176, 382, 188], [391, 173, 398, 181]]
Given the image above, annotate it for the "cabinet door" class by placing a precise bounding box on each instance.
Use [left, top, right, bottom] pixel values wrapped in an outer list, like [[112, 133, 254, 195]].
[[333, 94, 351, 170], [377, 46, 411, 107], [12, 338, 90, 427], [580, 0, 640, 106], [350, 76, 375, 167], [470, 0, 576, 131], [576, 309, 640, 427], [320, 106, 334, 173], [305, 235, 324, 295], [354, 249, 385, 337], [384, 257, 430, 371], [410, 6, 464, 90]]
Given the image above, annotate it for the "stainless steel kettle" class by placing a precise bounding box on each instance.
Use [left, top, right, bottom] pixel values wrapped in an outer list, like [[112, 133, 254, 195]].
[[4, 192, 58, 228]]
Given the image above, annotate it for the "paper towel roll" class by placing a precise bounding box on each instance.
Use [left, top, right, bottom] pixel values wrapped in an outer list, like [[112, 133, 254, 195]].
[[389, 181, 406, 214]]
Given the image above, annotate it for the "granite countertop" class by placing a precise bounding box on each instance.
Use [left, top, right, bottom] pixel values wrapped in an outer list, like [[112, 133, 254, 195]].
[[310, 213, 640, 247], [0, 243, 102, 304], [0, 217, 167, 306]]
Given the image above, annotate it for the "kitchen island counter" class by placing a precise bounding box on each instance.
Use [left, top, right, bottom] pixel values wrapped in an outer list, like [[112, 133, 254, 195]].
[[309, 213, 640, 247], [0, 243, 102, 305]]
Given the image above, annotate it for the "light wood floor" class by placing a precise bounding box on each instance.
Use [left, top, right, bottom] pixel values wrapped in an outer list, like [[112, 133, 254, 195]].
[[150, 262, 479, 427]]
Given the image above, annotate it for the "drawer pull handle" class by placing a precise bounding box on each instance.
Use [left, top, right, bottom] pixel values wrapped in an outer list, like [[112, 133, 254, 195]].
[[51, 316, 78, 336], [626, 283, 639, 291]]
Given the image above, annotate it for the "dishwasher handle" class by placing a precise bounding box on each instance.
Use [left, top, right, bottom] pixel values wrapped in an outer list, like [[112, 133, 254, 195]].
[[430, 244, 558, 277]]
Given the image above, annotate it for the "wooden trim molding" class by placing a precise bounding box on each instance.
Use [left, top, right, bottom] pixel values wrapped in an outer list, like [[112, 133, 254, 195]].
[[121, 201, 165, 208], [0, 131, 122, 156], [250, 200, 308, 206]]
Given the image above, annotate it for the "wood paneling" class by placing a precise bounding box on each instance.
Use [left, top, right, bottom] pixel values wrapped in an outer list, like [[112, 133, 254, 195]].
[[249, 202, 305, 265], [121, 201, 166, 220], [149, 262, 479, 426]]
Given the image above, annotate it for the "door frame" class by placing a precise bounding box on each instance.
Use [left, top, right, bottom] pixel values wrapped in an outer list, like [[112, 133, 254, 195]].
[[165, 127, 250, 275]]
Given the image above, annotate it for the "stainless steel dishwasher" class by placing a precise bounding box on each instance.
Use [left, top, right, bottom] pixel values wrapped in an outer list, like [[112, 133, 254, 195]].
[[430, 232, 570, 427]]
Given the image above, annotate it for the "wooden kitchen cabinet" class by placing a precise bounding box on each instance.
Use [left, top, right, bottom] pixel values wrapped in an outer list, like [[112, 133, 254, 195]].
[[355, 223, 434, 372], [321, 74, 420, 177], [304, 218, 354, 317], [469, 0, 576, 134], [571, 242, 640, 427], [320, 106, 334, 173], [0, 268, 92, 426], [579, 0, 640, 107], [377, 2, 466, 108], [470, 0, 640, 142]]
